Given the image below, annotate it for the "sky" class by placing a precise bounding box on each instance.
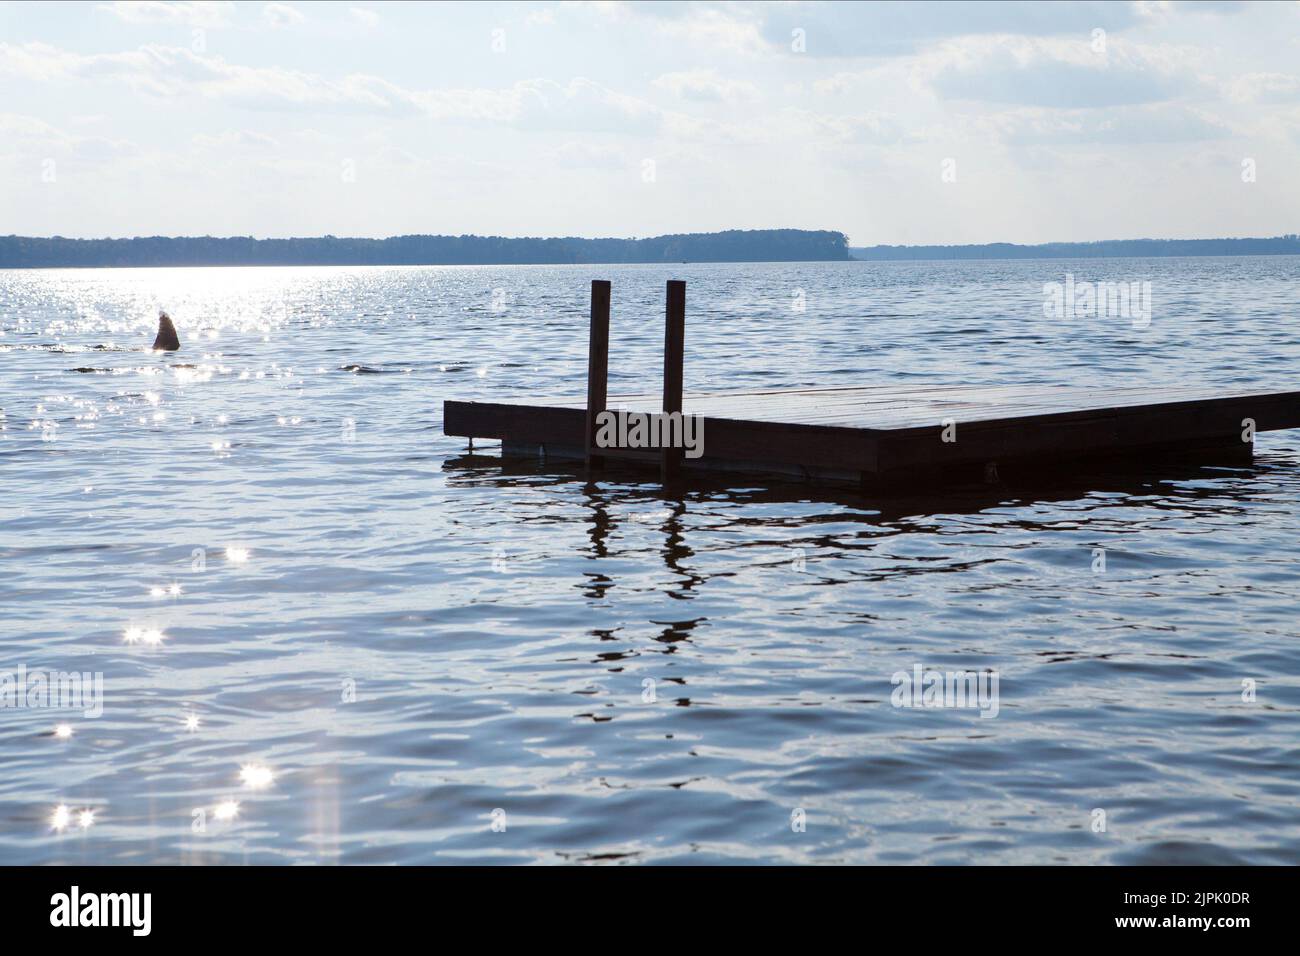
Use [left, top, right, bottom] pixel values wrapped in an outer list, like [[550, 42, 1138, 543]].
[[2, 0, 1299, 245]]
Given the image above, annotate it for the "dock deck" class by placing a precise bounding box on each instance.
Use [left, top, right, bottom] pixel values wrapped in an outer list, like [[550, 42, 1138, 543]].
[[443, 280, 1300, 488], [444, 382, 1300, 486]]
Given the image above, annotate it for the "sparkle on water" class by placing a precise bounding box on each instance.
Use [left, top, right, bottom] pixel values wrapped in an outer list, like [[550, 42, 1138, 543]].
[[122, 626, 165, 646], [239, 764, 274, 789], [213, 800, 240, 822], [53, 724, 73, 740], [5, 261, 1300, 863]]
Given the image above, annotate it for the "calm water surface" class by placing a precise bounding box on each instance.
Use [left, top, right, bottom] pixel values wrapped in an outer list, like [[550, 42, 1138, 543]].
[[2, 257, 1299, 864]]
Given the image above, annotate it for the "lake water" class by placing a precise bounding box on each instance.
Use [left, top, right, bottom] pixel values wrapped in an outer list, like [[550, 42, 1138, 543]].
[[2, 257, 1299, 864]]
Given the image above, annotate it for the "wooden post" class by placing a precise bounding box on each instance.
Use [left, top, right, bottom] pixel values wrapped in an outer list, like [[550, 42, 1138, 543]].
[[585, 279, 611, 468], [662, 280, 685, 483]]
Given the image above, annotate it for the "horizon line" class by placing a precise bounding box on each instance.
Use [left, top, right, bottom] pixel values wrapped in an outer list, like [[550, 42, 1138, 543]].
[[5, 230, 1299, 248]]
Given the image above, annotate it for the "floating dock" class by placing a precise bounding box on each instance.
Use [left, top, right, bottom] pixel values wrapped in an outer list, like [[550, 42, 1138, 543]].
[[444, 280, 1300, 488]]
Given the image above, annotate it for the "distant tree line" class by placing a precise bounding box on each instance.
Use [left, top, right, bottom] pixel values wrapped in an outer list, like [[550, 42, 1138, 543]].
[[849, 235, 1300, 261], [0, 229, 850, 268]]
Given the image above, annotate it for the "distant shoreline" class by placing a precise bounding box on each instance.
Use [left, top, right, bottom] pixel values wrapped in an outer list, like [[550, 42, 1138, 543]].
[[0, 229, 849, 269], [850, 235, 1300, 261], [5, 230, 1298, 268]]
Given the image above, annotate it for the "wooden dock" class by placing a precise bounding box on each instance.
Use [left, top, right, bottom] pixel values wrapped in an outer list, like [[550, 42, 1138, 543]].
[[444, 280, 1300, 489]]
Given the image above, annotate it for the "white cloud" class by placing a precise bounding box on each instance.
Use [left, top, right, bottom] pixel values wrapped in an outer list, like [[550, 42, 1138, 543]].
[[652, 69, 759, 104], [0, 42, 174, 88], [191, 129, 280, 149], [349, 7, 379, 29], [782, 109, 902, 145], [262, 3, 305, 29], [0, 42, 662, 131], [547, 140, 629, 170], [1225, 72, 1300, 104], [0, 42, 405, 109], [1, 112, 76, 146], [653, 7, 766, 56], [991, 104, 1233, 145], [0, 112, 139, 161], [757, 0, 1146, 57], [920, 35, 1205, 107], [486, 78, 661, 132], [95, 1, 235, 28], [546, 2, 765, 55]]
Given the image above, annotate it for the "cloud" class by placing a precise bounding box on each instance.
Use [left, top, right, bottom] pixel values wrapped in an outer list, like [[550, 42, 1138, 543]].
[[0, 112, 78, 146], [0, 42, 663, 131], [547, 141, 630, 170], [545, 2, 766, 55], [1152, 0, 1250, 16], [989, 104, 1233, 145], [95, 1, 235, 28], [349, 7, 379, 29], [757, 0, 1146, 57], [492, 78, 661, 132], [0, 41, 410, 109], [373, 144, 423, 168], [649, 6, 767, 56], [652, 69, 759, 103], [0, 112, 139, 162], [922, 35, 1204, 107], [191, 129, 280, 150], [1225, 72, 1300, 104], [262, 3, 304, 29], [783, 109, 903, 145], [0, 42, 175, 88], [657, 105, 902, 149]]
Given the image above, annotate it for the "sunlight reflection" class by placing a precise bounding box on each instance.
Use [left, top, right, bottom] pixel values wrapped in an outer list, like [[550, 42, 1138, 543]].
[[50, 805, 70, 832], [123, 626, 165, 646], [171, 365, 213, 385], [225, 546, 250, 563], [54, 723, 73, 740], [213, 800, 240, 822], [184, 713, 200, 732], [239, 764, 274, 789]]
